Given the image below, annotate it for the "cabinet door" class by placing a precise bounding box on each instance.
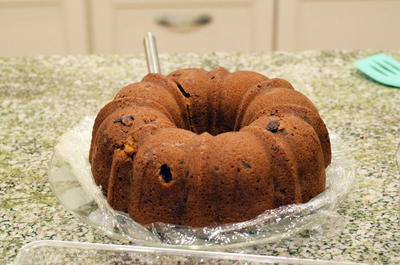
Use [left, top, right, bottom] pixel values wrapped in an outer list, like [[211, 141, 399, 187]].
[[0, 0, 88, 56], [90, 0, 274, 54], [276, 0, 400, 51]]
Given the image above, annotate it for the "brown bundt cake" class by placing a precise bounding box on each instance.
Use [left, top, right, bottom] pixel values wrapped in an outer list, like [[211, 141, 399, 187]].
[[89, 67, 331, 227]]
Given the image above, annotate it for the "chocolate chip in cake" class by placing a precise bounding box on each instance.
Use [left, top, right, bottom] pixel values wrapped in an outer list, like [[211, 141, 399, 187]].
[[242, 160, 251, 168], [266, 120, 280, 133], [114, 115, 134, 126], [160, 164, 172, 183], [121, 115, 134, 125], [114, 117, 122, 123], [269, 110, 278, 116]]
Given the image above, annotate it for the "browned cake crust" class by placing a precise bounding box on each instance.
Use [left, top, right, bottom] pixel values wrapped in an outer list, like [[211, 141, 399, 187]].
[[89, 67, 331, 227]]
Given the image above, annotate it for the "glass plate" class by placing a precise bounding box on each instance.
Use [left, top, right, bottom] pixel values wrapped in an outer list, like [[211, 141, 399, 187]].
[[48, 117, 356, 250]]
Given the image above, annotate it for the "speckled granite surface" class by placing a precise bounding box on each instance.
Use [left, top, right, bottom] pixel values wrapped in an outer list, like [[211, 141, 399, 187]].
[[1, 50, 400, 264]]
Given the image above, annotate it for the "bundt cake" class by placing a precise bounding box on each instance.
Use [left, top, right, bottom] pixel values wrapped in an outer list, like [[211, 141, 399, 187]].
[[89, 67, 331, 227]]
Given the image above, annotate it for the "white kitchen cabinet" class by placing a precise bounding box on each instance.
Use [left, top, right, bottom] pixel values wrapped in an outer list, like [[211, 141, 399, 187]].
[[276, 0, 400, 51], [0, 0, 89, 56], [90, 0, 274, 54], [1, 0, 399, 56]]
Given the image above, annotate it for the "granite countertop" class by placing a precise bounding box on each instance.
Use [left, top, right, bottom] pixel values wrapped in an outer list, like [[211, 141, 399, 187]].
[[1, 50, 400, 264]]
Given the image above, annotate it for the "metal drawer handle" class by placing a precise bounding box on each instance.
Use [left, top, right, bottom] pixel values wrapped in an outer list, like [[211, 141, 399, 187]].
[[156, 14, 212, 27]]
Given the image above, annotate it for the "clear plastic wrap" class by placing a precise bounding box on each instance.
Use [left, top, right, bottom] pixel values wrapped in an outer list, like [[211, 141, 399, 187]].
[[49, 116, 356, 249]]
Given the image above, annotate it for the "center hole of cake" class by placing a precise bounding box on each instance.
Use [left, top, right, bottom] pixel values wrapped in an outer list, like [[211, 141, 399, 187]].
[[160, 164, 173, 183], [174, 82, 237, 135]]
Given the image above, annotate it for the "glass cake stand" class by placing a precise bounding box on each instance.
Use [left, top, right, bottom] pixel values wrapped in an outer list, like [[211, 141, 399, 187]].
[[48, 117, 356, 250]]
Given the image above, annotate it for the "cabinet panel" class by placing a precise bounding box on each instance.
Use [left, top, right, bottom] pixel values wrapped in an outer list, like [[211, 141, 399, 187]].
[[0, 0, 88, 56], [91, 0, 274, 54], [276, 0, 400, 51]]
